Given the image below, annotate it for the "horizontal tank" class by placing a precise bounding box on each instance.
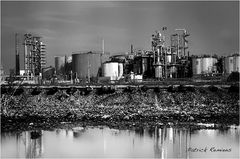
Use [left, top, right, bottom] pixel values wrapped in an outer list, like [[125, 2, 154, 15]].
[[55, 56, 65, 75], [102, 62, 119, 80], [72, 52, 109, 80]]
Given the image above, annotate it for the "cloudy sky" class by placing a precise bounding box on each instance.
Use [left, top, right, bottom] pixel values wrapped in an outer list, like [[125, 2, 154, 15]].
[[1, 1, 239, 73]]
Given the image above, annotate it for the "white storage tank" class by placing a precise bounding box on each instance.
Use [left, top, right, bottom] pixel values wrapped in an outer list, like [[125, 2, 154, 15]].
[[155, 65, 163, 78], [166, 54, 172, 64], [224, 54, 240, 74], [202, 57, 217, 74], [102, 62, 119, 80], [233, 55, 240, 72], [118, 63, 124, 79], [192, 57, 202, 75], [202, 57, 212, 74]]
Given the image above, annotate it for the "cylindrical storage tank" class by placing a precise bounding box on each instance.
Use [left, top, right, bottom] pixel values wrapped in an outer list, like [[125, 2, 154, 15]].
[[155, 65, 162, 78], [201, 57, 217, 74], [166, 54, 171, 64], [202, 57, 211, 74], [170, 66, 177, 78], [133, 57, 142, 75], [148, 57, 154, 77], [213, 58, 218, 73], [142, 57, 148, 76], [171, 54, 177, 64], [192, 57, 202, 75], [102, 62, 119, 80], [55, 56, 65, 75], [72, 52, 108, 81], [224, 56, 234, 74], [233, 55, 240, 72], [118, 63, 123, 78], [224, 57, 228, 74]]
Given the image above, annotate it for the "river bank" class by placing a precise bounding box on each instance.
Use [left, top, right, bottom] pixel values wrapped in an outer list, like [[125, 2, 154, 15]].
[[1, 86, 239, 132]]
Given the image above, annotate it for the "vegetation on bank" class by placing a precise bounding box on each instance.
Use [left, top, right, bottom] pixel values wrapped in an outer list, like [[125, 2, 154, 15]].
[[1, 85, 239, 131]]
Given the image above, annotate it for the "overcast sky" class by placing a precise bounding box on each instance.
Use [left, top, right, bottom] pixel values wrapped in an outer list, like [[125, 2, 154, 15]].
[[1, 1, 239, 73]]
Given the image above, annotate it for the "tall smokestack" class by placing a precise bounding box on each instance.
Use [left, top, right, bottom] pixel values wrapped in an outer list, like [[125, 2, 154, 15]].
[[15, 33, 20, 75], [102, 39, 104, 54], [131, 44, 133, 54]]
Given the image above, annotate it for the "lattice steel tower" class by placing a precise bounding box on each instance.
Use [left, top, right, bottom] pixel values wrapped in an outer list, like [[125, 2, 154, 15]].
[[24, 34, 46, 79]]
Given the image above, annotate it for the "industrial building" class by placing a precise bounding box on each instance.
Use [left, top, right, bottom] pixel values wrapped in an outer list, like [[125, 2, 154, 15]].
[[120, 28, 191, 80], [10, 29, 239, 85], [96, 29, 192, 82], [149, 29, 191, 79]]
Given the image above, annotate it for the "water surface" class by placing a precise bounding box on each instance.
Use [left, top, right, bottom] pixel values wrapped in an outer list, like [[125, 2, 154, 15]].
[[1, 125, 239, 158]]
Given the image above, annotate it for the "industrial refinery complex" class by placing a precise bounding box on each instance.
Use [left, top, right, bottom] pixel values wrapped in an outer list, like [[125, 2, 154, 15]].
[[1, 28, 239, 85]]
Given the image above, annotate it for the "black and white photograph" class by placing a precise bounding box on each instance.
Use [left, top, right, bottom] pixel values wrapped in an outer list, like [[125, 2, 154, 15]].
[[1, 0, 239, 158]]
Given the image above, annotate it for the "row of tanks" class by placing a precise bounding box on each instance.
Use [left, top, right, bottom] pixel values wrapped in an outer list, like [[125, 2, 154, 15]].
[[192, 54, 240, 76], [192, 56, 218, 75]]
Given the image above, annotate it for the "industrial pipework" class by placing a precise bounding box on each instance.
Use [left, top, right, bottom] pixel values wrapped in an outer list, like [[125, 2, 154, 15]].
[[23, 34, 46, 80]]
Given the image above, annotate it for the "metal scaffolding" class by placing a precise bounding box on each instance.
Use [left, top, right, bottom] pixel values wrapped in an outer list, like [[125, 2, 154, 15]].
[[151, 28, 190, 79], [24, 34, 46, 79]]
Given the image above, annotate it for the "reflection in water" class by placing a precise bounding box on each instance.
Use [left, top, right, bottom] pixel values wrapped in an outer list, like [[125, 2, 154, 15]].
[[25, 130, 44, 158], [72, 127, 86, 138], [1, 126, 239, 158], [6, 130, 44, 158], [150, 127, 191, 158]]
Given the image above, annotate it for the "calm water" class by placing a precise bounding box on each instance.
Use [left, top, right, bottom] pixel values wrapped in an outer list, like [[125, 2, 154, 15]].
[[1, 125, 239, 158]]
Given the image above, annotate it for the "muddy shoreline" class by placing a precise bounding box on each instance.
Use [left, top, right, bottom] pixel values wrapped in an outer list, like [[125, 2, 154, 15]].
[[1, 115, 239, 133], [1, 86, 239, 132]]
